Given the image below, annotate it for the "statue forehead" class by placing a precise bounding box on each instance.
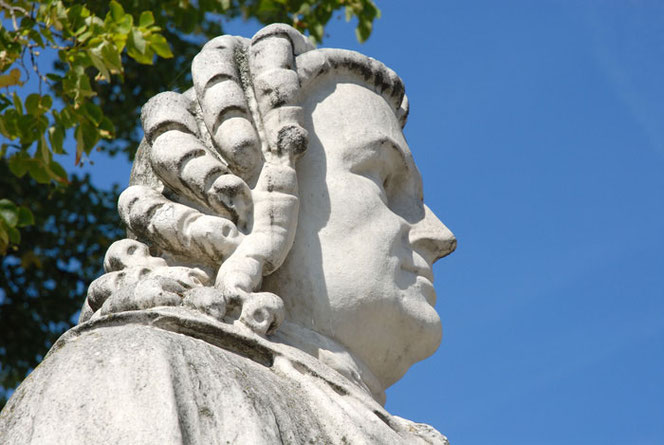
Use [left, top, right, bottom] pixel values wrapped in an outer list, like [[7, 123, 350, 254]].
[[303, 81, 407, 155]]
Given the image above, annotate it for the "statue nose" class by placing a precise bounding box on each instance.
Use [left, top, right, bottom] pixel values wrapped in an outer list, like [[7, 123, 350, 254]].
[[409, 205, 456, 264]]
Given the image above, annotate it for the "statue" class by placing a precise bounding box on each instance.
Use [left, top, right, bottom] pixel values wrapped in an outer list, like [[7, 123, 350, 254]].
[[0, 24, 456, 444]]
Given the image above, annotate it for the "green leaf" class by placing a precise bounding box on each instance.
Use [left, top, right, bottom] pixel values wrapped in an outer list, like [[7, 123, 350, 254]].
[[37, 135, 51, 164], [0, 94, 11, 110], [312, 22, 324, 42], [355, 21, 372, 43], [17, 114, 39, 143], [0, 110, 19, 139], [46, 73, 62, 82], [57, 106, 75, 127], [37, 115, 49, 134], [78, 29, 93, 42], [0, 219, 9, 253], [7, 225, 20, 244], [149, 34, 173, 59], [63, 68, 96, 102], [109, 1, 125, 22], [75, 121, 99, 161], [0, 68, 23, 88], [87, 47, 111, 82], [48, 161, 68, 183], [345, 6, 353, 22], [52, 1, 69, 31], [17, 207, 34, 227], [27, 160, 51, 184], [67, 4, 86, 32], [75, 124, 84, 164], [48, 125, 65, 154], [28, 29, 45, 47], [134, 46, 154, 64], [8, 153, 30, 177], [11, 92, 23, 115], [84, 101, 103, 125], [100, 42, 123, 73], [297, 3, 311, 15], [20, 16, 36, 29], [74, 23, 88, 37], [25, 94, 41, 116], [139, 11, 155, 27], [0, 199, 19, 227], [98, 116, 114, 139], [257, 0, 279, 14], [41, 26, 55, 43], [81, 121, 99, 151], [127, 29, 154, 64], [41, 94, 53, 110], [130, 28, 147, 54], [115, 14, 133, 35]]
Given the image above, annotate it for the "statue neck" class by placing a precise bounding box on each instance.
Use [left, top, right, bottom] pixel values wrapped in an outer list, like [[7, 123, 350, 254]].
[[272, 320, 386, 405]]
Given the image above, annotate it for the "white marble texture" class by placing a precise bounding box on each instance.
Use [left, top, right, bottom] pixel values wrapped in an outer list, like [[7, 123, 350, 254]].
[[0, 24, 455, 444]]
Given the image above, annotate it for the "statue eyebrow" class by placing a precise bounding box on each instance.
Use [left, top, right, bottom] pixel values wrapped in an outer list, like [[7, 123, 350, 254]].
[[377, 136, 408, 163], [364, 136, 424, 202], [345, 135, 412, 180], [366, 137, 409, 173], [348, 135, 407, 162]]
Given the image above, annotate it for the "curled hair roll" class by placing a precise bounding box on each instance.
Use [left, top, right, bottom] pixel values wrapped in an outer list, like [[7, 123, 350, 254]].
[[192, 35, 262, 180], [81, 24, 412, 335]]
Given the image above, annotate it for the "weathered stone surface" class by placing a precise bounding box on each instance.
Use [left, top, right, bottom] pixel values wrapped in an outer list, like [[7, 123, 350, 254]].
[[1, 308, 448, 444], [0, 23, 456, 444]]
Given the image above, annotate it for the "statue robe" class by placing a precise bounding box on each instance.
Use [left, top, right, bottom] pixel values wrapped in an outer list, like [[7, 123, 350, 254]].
[[0, 307, 448, 444]]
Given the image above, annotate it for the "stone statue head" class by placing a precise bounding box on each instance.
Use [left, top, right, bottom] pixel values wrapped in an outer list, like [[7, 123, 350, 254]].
[[81, 24, 456, 394]]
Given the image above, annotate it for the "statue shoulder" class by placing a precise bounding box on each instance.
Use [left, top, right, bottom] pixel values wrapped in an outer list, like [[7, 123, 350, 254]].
[[1, 308, 449, 444], [1, 310, 283, 444]]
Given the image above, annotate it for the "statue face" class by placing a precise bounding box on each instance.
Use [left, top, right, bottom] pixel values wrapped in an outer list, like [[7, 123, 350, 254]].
[[263, 81, 456, 387]]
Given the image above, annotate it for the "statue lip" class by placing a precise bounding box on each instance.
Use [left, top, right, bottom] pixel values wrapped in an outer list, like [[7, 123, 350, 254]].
[[415, 272, 434, 286], [400, 251, 435, 284], [416, 274, 437, 306], [399, 255, 437, 306]]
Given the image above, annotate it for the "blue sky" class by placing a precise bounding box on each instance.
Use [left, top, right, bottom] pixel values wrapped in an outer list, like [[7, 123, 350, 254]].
[[45, 1, 664, 443]]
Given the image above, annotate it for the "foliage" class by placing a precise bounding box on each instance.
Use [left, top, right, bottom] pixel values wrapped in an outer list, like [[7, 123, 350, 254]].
[[0, 198, 33, 254], [0, 0, 174, 252], [0, 161, 123, 407], [0, 0, 380, 253], [0, 0, 379, 409]]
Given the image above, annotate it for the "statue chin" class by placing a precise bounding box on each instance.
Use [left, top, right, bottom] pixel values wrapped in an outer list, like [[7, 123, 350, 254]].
[[327, 293, 443, 389]]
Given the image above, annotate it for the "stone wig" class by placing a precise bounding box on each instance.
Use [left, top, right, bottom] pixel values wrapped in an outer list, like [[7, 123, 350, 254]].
[[81, 24, 409, 335]]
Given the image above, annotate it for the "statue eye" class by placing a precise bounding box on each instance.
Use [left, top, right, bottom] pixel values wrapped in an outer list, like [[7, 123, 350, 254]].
[[383, 171, 396, 192], [348, 138, 403, 205], [356, 169, 389, 204], [382, 174, 392, 198], [365, 170, 389, 203]]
